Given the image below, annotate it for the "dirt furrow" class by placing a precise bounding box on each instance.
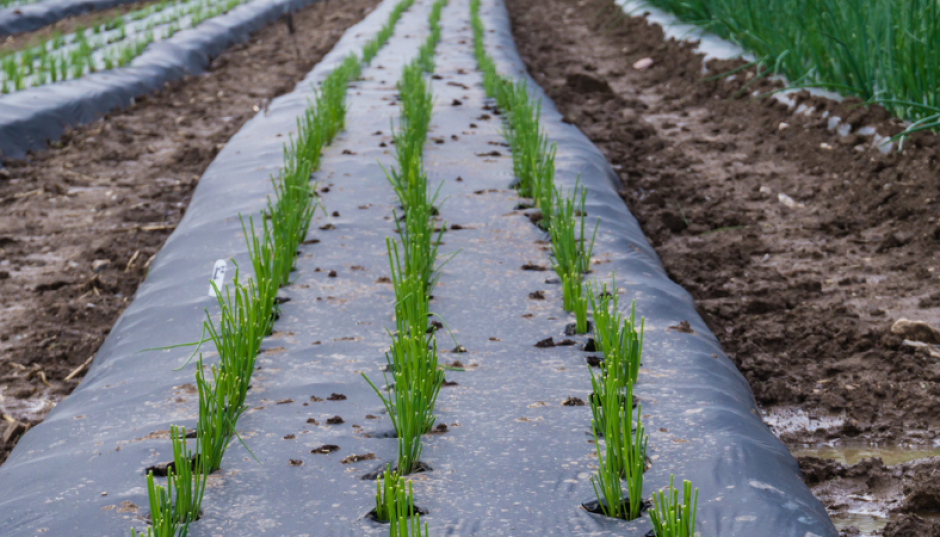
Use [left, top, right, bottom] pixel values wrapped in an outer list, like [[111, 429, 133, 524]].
[[0, 0, 382, 466], [505, 0, 940, 534]]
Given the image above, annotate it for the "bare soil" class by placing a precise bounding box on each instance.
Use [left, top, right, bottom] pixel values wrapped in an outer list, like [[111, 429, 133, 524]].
[[0, 0, 381, 466], [505, 0, 940, 534]]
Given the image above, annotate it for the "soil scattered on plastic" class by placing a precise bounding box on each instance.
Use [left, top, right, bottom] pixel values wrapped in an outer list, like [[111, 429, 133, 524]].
[[506, 0, 940, 533], [0, 0, 381, 466]]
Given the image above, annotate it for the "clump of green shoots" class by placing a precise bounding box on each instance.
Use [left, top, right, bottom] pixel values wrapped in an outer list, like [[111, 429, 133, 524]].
[[549, 181, 597, 277], [502, 81, 556, 207], [374, 464, 411, 522], [194, 355, 245, 473], [205, 265, 274, 408], [132, 471, 190, 537], [390, 485, 429, 537], [590, 392, 648, 521], [562, 271, 588, 332], [168, 425, 206, 524], [586, 279, 648, 519], [588, 280, 643, 387], [364, 242, 444, 475], [649, 476, 698, 537], [549, 182, 596, 333]]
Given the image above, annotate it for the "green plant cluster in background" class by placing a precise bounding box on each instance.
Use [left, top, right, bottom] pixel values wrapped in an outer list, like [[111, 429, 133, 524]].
[[0, 0, 253, 94], [631, 0, 940, 138]]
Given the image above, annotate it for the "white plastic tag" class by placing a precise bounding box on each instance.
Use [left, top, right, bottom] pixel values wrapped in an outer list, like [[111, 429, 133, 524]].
[[209, 259, 227, 297]]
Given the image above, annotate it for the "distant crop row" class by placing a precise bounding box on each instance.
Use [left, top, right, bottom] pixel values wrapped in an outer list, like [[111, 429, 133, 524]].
[[0, 0, 250, 93], [0, 0, 41, 11]]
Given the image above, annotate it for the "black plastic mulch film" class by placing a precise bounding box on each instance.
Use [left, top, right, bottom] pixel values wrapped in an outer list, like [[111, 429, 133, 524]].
[[0, 0, 140, 39], [0, 0, 318, 160], [0, 0, 837, 536]]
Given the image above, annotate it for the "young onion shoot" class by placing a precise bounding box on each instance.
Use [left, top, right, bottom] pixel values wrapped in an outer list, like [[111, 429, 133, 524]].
[[648, 476, 699, 537]]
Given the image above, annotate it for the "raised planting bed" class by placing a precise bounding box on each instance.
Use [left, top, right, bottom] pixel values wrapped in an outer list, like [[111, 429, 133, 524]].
[[0, 0, 256, 94], [0, 0, 321, 159], [0, 0, 836, 535], [502, 0, 940, 535], [0, 0, 146, 39]]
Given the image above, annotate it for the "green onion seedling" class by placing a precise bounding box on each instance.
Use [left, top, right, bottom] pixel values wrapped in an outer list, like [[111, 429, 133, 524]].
[[374, 464, 409, 522], [549, 181, 597, 277], [389, 479, 427, 537], [195, 356, 245, 473], [587, 279, 643, 387], [648, 476, 698, 537], [590, 394, 647, 521], [562, 270, 588, 332], [133, 471, 190, 537], [168, 425, 206, 524]]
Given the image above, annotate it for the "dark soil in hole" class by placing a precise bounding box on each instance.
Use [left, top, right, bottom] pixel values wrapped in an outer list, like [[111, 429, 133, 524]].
[[581, 498, 650, 519], [365, 503, 428, 523], [144, 454, 198, 477], [361, 461, 433, 481], [565, 320, 593, 335], [589, 392, 638, 409], [506, 0, 940, 532], [0, 0, 382, 467]]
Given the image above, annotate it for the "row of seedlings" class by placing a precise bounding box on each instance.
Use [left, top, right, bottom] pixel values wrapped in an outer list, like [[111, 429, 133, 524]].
[[467, 1, 700, 536], [130, 3, 418, 535], [0, 0, 252, 93], [364, 3, 450, 536]]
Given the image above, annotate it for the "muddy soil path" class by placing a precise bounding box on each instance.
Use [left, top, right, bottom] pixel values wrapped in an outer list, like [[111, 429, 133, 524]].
[[0, 0, 381, 466], [505, 0, 940, 534]]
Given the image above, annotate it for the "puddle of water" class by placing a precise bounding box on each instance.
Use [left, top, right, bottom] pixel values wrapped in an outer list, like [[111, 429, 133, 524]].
[[831, 512, 890, 534], [790, 443, 940, 466], [832, 512, 940, 535], [760, 406, 844, 436]]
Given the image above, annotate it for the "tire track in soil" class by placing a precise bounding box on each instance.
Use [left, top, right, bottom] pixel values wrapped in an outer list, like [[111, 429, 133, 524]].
[[504, 0, 940, 535], [0, 0, 381, 466]]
